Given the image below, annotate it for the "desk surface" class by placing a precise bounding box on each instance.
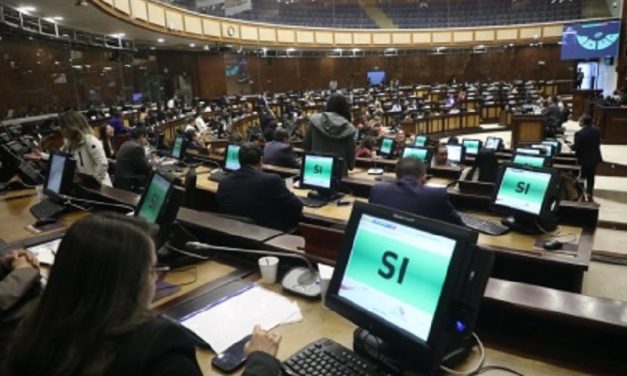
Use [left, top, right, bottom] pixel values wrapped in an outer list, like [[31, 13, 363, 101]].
[[151, 261, 598, 376]]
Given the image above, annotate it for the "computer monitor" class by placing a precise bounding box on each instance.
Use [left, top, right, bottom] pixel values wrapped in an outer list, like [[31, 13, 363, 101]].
[[542, 140, 562, 155], [299, 153, 341, 196], [414, 135, 428, 147], [43, 151, 76, 199], [223, 144, 241, 172], [491, 164, 561, 234], [326, 202, 485, 371], [515, 147, 542, 156], [462, 139, 482, 156], [512, 154, 551, 168], [132, 93, 143, 103], [484, 137, 502, 151], [402, 146, 432, 165], [532, 144, 556, 157], [379, 138, 396, 158], [446, 144, 465, 164], [136, 171, 174, 224], [170, 135, 186, 160]]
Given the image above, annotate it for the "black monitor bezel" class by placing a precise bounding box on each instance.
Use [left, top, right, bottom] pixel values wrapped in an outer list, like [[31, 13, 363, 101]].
[[484, 137, 503, 150], [446, 144, 466, 164], [531, 144, 556, 157], [414, 135, 429, 147], [134, 170, 176, 226], [491, 163, 561, 219], [299, 152, 342, 192], [515, 147, 543, 156], [379, 137, 396, 157], [511, 153, 551, 168], [170, 135, 187, 160], [462, 139, 482, 155], [542, 140, 562, 155], [222, 143, 242, 172], [44, 151, 76, 200], [402, 146, 433, 166], [325, 201, 478, 361]]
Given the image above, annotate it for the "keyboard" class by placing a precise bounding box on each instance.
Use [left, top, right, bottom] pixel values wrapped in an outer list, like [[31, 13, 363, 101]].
[[208, 170, 228, 182], [459, 213, 509, 236], [30, 198, 65, 221], [283, 338, 384, 376], [299, 196, 328, 208], [374, 176, 396, 183]]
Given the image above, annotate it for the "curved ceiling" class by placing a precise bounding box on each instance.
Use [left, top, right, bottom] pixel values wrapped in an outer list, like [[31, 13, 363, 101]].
[[1, 0, 207, 48]]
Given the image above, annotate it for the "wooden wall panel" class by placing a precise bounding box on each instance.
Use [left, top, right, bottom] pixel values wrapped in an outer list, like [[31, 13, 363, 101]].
[[197, 54, 227, 98]]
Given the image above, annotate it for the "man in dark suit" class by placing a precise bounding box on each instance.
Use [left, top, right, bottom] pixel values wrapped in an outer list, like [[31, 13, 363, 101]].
[[114, 127, 152, 193], [263, 128, 300, 169], [543, 96, 563, 137], [217, 142, 303, 231], [369, 157, 463, 226], [570, 115, 603, 201]]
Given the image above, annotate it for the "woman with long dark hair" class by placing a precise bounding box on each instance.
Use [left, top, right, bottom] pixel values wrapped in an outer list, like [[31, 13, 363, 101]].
[[304, 93, 356, 176], [6, 213, 281, 376]]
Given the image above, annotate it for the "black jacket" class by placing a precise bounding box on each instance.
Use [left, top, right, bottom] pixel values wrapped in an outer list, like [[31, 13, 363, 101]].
[[216, 166, 303, 231], [263, 141, 300, 169], [304, 112, 356, 176], [114, 139, 152, 192], [105, 317, 281, 376], [572, 126, 603, 167], [369, 177, 464, 226]]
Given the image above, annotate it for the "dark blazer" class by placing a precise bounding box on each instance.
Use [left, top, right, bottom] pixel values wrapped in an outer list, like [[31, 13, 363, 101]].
[[105, 317, 281, 376], [216, 166, 303, 231], [572, 126, 603, 167], [263, 141, 300, 169], [114, 139, 152, 192], [369, 177, 463, 226]]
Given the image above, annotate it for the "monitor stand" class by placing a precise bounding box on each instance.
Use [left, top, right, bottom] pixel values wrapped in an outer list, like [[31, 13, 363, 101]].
[[501, 215, 557, 235], [307, 189, 341, 202]]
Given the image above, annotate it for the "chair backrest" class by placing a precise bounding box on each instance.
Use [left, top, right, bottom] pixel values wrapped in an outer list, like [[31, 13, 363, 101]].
[[183, 166, 197, 208], [298, 222, 344, 263]]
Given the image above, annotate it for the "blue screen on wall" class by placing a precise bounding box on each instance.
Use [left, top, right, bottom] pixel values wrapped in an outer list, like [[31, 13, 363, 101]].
[[561, 20, 621, 60], [367, 71, 386, 85]]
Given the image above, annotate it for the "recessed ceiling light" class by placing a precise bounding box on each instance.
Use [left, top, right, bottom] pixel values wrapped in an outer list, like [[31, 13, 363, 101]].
[[352, 48, 360, 52], [287, 47, 296, 52], [53, 16, 63, 21], [17, 6, 36, 13], [189, 43, 196, 48], [109, 33, 125, 38], [334, 48, 342, 52], [157, 38, 165, 43], [150, 46, 156, 50], [203, 45, 209, 50]]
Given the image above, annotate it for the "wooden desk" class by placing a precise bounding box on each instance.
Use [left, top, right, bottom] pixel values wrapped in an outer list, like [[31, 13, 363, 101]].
[[510, 114, 544, 147], [593, 104, 627, 144], [0, 189, 85, 245], [151, 261, 609, 376]]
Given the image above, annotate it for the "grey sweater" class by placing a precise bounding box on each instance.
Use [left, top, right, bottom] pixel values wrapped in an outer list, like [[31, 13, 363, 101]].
[[304, 112, 356, 176]]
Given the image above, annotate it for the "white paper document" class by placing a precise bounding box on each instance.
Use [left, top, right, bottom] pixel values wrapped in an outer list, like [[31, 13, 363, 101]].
[[26, 239, 61, 265], [180, 284, 301, 353]]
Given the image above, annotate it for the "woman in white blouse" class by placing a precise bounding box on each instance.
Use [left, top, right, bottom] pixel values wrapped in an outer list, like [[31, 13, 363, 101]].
[[59, 111, 112, 186]]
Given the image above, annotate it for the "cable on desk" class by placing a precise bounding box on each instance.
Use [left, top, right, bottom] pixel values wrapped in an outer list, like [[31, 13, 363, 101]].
[[59, 194, 135, 213], [439, 332, 485, 375], [165, 243, 210, 260], [475, 365, 525, 376]]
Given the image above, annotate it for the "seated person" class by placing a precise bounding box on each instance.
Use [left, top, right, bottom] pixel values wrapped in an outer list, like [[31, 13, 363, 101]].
[[263, 128, 300, 169], [184, 129, 211, 154], [217, 143, 303, 232], [5, 213, 281, 376], [114, 127, 153, 193], [447, 136, 460, 145], [369, 157, 463, 226], [355, 136, 377, 159], [0, 250, 40, 363], [108, 110, 129, 135]]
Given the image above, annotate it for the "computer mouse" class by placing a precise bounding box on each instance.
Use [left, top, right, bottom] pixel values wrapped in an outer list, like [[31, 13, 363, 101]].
[[542, 239, 563, 251]]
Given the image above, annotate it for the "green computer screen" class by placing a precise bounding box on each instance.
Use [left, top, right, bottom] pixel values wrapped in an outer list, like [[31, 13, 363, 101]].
[[494, 167, 551, 215], [224, 144, 241, 171], [402, 147, 429, 162], [302, 155, 334, 189], [380, 138, 394, 155], [513, 154, 545, 168], [138, 174, 170, 223], [463, 140, 480, 155], [171, 136, 184, 159], [414, 136, 427, 147], [338, 214, 456, 342]]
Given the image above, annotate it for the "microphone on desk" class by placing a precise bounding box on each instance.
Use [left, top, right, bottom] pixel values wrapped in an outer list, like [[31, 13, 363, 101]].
[[185, 241, 321, 298]]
